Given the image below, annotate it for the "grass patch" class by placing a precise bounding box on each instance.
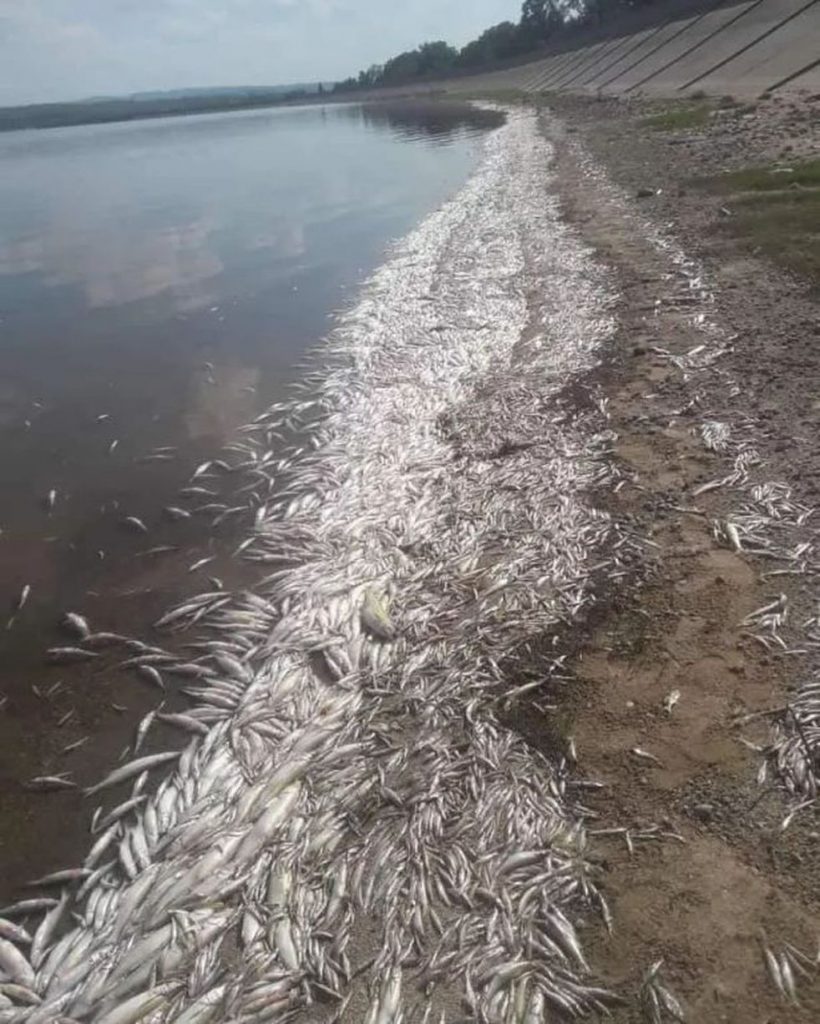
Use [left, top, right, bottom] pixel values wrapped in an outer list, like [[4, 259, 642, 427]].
[[726, 190, 820, 281], [698, 158, 820, 284], [641, 102, 713, 132], [709, 158, 820, 193]]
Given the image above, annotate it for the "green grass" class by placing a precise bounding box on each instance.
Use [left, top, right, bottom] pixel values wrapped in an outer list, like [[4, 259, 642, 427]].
[[710, 158, 820, 193], [698, 158, 820, 284], [641, 103, 713, 132]]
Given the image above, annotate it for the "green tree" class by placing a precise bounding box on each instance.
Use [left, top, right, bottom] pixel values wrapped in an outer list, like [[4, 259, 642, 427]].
[[458, 22, 524, 69], [415, 41, 459, 76], [519, 0, 564, 47]]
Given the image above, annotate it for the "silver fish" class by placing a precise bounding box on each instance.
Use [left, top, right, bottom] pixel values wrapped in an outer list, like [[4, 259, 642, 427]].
[[85, 751, 180, 796]]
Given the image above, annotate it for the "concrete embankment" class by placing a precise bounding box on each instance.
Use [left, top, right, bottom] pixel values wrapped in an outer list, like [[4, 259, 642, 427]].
[[445, 0, 820, 99]]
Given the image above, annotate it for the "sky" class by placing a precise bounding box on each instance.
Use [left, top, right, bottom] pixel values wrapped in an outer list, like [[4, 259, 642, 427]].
[[0, 0, 521, 105]]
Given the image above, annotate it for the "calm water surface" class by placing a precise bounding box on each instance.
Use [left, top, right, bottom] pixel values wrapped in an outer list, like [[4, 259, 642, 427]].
[[0, 100, 502, 897]]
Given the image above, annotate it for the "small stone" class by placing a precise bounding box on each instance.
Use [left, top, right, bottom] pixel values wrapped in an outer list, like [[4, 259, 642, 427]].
[[693, 803, 714, 821], [636, 187, 655, 198]]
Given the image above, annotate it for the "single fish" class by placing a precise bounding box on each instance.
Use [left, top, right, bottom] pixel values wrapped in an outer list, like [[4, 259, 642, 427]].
[[164, 506, 192, 521], [0, 981, 41, 1005], [26, 775, 77, 791], [62, 612, 91, 640], [47, 647, 99, 664], [122, 516, 148, 534], [0, 898, 58, 917], [631, 747, 663, 766], [137, 545, 178, 558], [663, 689, 681, 714], [61, 736, 89, 755], [26, 868, 90, 888], [0, 937, 35, 988], [0, 919, 31, 946], [84, 750, 179, 797], [136, 665, 165, 690]]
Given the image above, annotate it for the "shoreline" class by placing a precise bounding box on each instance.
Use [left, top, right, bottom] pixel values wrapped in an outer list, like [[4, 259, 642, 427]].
[[1, 109, 626, 1022], [537, 91, 819, 1019], [0, 90, 817, 1021]]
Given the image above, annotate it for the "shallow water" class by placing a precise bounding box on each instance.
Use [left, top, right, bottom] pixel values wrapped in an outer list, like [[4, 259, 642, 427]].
[[0, 100, 501, 900]]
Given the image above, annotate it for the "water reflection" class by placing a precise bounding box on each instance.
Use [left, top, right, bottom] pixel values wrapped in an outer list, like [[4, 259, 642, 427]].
[[0, 214, 223, 311], [338, 101, 505, 143], [0, 102, 497, 318]]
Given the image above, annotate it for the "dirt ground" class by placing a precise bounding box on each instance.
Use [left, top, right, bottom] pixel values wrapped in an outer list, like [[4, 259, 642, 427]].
[[530, 91, 820, 1020]]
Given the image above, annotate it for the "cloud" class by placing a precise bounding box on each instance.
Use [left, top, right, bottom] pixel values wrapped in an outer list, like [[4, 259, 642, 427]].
[[0, 0, 520, 105]]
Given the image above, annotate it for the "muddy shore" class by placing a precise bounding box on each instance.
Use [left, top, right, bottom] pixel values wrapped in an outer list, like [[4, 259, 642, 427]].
[[531, 91, 819, 1019]]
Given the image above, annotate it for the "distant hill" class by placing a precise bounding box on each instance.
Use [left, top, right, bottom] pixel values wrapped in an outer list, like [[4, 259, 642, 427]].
[[0, 83, 330, 133]]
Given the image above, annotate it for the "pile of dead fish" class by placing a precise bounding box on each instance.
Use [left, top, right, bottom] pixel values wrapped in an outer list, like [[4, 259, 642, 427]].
[[0, 110, 627, 1023]]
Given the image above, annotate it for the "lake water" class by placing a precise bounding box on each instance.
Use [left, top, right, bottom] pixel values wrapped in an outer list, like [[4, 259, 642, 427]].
[[0, 100, 502, 898]]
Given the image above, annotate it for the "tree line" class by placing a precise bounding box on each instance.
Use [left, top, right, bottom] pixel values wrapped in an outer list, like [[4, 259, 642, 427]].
[[334, 1, 661, 92]]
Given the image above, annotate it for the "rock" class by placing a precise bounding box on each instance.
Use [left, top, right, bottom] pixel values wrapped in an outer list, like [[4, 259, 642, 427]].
[[636, 187, 655, 198], [693, 803, 714, 822]]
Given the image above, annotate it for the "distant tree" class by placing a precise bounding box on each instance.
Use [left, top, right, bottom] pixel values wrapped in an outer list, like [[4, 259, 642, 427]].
[[415, 41, 459, 76], [334, 0, 651, 93], [458, 22, 525, 69], [519, 0, 565, 48]]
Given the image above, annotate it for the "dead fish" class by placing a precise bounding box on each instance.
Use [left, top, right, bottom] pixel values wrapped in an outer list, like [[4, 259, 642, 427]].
[[26, 868, 90, 888], [360, 591, 396, 641], [762, 942, 786, 1000], [163, 506, 192, 521], [133, 707, 161, 754], [122, 516, 148, 534], [136, 664, 165, 690], [84, 631, 129, 648], [84, 750, 179, 796], [47, 647, 99, 664], [631, 747, 663, 766], [0, 981, 41, 1005], [26, 775, 77, 791], [62, 612, 91, 640], [137, 545, 178, 558], [0, 938, 35, 988], [0, 898, 58, 918], [62, 736, 89, 755], [156, 712, 209, 735], [0, 918, 31, 945]]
